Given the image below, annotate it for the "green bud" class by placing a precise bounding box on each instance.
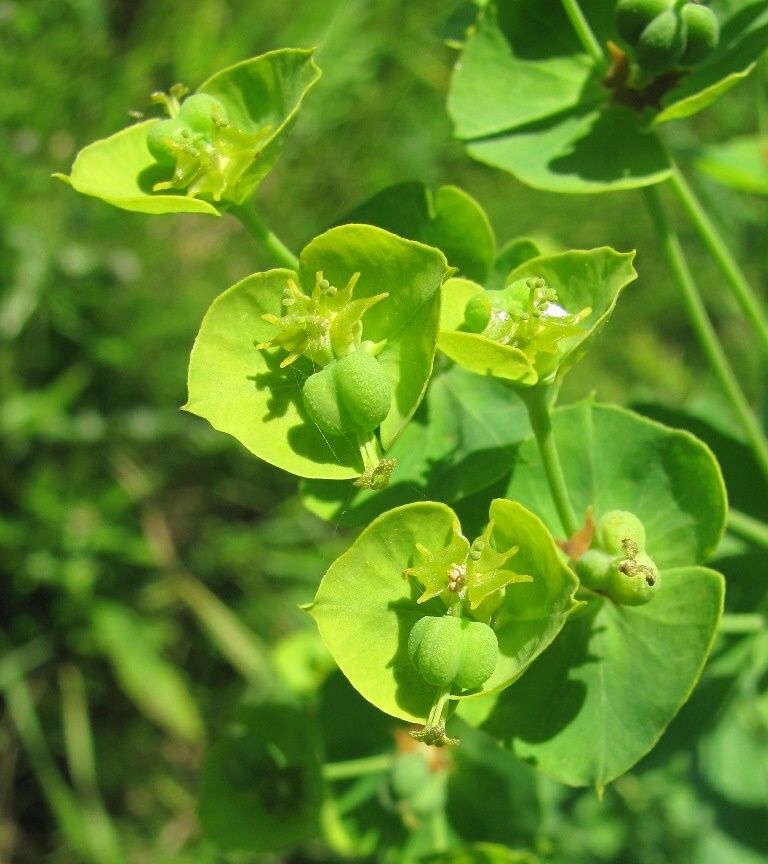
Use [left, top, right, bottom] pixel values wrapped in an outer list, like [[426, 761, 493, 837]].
[[615, 0, 674, 45], [635, 8, 688, 75], [463, 279, 530, 334], [679, 3, 719, 65]]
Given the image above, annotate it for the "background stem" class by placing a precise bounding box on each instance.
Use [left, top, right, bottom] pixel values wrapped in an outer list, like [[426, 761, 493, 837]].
[[228, 201, 300, 270], [644, 185, 768, 484], [668, 162, 768, 357]]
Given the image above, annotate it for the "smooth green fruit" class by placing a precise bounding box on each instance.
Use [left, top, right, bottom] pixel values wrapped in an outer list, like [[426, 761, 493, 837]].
[[408, 615, 462, 687], [333, 350, 391, 431], [464, 279, 530, 333], [301, 364, 345, 437], [595, 510, 646, 556], [615, 0, 674, 45], [574, 548, 614, 590], [408, 615, 499, 690], [679, 3, 719, 65], [453, 620, 499, 689], [604, 550, 659, 606], [635, 8, 688, 74], [146, 118, 190, 165], [178, 93, 228, 133], [301, 351, 391, 437]]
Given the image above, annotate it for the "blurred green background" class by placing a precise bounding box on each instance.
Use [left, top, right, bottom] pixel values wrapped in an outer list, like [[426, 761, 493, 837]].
[[1, 0, 767, 861]]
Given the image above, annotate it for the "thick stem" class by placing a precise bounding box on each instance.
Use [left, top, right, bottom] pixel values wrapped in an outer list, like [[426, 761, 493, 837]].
[[644, 185, 768, 484], [668, 163, 768, 357], [560, 0, 605, 67], [519, 385, 579, 538], [228, 201, 300, 270]]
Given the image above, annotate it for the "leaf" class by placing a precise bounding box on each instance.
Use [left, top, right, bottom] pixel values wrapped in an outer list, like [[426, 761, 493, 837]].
[[185, 225, 447, 479], [464, 102, 672, 194], [198, 701, 323, 852], [477, 566, 724, 791], [338, 182, 496, 285], [57, 49, 321, 213], [306, 499, 579, 724], [506, 400, 728, 567], [300, 363, 531, 525], [90, 602, 204, 742]]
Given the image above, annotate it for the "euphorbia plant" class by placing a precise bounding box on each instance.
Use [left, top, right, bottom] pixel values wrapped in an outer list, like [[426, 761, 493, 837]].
[[51, 6, 744, 857]]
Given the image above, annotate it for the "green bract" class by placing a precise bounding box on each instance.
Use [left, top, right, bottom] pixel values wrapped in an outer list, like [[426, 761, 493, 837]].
[[55, 49, 321, 214], [437, 248, 636, 388], [185, 224, 448, 484], [306, 499, 579, 725]]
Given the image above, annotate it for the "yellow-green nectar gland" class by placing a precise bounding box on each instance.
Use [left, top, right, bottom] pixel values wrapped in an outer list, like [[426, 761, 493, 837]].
[[256, 271, 388, 368]]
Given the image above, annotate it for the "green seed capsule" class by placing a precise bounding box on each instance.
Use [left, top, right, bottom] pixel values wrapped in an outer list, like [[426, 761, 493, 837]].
[[146, 118, 189, 165], [178, 92, 228, 133], [301, 364, 346, 437], [679, 3, 719, 65], [595, 510, 647, 556], [615, 0, 674, 45], [635, 8, 688, 74], [464, 279, 530, 333], [453, 620, 499, 690], [605, 550, 659, 605], [408, 615, 499, 690], [408, 615, 463, 688], [333, 350, 391, 431]]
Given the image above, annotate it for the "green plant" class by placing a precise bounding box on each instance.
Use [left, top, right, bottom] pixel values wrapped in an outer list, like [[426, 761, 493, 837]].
[[23, 0, 767, 860]]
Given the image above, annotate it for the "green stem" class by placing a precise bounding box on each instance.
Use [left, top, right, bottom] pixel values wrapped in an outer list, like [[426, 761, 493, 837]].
[[519, 385, 579, 538], [727, 508, 768, 550], [644, 185, 768, 484], [323, 753, 395, 781], [228, 201, 300, 270], [668, 162, 768, 357], [560, 0, 605, 67], [718, 613, 766, 634]]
